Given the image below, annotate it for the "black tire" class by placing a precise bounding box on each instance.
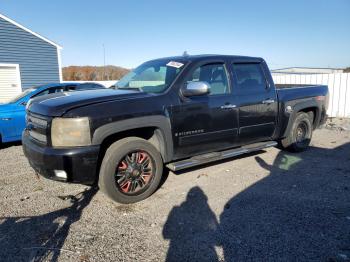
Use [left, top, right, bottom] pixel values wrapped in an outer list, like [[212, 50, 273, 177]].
[[281, 112, 313, 152], [98, 137, 163, 204]]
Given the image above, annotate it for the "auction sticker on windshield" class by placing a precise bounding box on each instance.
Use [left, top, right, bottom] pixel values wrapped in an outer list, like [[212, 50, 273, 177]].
[[166, 61, 184, 68]]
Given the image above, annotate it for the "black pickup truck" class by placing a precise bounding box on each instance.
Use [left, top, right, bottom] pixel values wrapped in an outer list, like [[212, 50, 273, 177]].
[[23, 55, 328, 203]]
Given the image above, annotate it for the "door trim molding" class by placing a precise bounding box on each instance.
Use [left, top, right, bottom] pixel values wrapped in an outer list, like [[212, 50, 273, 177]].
[[239, 122, 275, 134]]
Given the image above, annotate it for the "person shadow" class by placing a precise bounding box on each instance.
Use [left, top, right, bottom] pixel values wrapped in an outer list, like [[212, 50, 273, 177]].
[[0, 186, 98, 262], [219, 143, 350, 261], [163, 142, 350, 261], [163, 186, 219, 262]]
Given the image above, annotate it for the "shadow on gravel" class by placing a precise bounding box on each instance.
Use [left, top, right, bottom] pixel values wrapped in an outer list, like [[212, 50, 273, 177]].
[[0, 141, 21, 150], [164, 143, 350, 261], [163, 187, 219, 262], [0, 186, 98, 262]]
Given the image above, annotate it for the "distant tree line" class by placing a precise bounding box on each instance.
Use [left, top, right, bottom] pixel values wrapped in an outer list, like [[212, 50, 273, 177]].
[[344, 67, 350, 73], [62, 66, 130, 81]]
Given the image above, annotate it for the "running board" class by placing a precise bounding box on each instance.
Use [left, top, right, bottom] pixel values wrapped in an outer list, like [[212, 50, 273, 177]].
[[166, 141, 277, 172]]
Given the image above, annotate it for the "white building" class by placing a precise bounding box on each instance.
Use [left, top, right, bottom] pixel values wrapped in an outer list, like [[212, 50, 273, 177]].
[[0, 13, 62, 102], [272, 67, 343, 74]]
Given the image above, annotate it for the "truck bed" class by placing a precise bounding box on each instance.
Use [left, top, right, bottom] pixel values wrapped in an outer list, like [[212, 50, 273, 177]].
[[276, 84, 328, 102]]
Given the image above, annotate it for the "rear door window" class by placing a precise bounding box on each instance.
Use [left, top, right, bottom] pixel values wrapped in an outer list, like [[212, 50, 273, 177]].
[[232, 63, 267, 93]]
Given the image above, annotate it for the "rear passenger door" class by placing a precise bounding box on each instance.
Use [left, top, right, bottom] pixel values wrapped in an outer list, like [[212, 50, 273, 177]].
[[231, 62, 277, 144]]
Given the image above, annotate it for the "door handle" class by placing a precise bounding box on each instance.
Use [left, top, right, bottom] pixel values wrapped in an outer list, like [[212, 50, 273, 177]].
[[0, 117, 12, 121], [262, 99, 275, 104], [220, 104, 237, 109]]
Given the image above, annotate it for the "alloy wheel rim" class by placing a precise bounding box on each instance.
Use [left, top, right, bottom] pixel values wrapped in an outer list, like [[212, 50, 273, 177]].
[[115, 151, 154, 195], [295, 122, 308, 145]]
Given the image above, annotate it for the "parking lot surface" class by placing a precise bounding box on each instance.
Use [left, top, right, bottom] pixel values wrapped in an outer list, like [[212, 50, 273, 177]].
[[0, 128, 349, 262]]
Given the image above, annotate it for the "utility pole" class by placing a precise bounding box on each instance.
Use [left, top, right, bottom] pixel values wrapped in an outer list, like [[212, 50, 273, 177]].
[[103, 44, 106, 80]]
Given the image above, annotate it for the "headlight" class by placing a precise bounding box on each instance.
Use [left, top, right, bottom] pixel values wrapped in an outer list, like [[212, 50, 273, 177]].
[[51, 117, 91, 147]]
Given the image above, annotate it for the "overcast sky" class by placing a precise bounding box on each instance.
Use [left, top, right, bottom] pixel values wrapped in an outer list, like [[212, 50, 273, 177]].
[[1, 0, 350, 69]]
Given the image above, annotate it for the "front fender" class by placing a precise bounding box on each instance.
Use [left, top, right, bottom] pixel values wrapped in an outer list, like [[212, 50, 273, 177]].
[[92, 115, 173, 162]]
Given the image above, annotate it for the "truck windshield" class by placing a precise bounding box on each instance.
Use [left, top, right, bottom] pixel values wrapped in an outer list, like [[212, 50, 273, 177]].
[[116, 60, 186, 93]]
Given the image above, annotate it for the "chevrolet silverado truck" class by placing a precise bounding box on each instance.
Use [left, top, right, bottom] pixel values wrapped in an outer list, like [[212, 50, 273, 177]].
[[22, 55, 328, 203]]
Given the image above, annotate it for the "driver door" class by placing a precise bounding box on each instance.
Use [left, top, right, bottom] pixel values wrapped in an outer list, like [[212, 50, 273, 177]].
[[171, 62, 239, 159]]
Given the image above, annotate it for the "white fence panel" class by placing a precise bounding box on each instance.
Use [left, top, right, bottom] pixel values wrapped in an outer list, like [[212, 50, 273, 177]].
[[345, 74, 350, 117], [272, 72, 350, 118]]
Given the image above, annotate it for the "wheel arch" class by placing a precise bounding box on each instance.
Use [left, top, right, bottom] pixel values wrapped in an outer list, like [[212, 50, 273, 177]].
[[93, 116, 173, 164], [283, 101, 320, 138], [299, 107, 318, 127]]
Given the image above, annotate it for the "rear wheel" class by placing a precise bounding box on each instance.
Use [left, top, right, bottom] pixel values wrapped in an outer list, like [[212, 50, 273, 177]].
[[281, 112, 313, 152], [98, 137, 163, 204]]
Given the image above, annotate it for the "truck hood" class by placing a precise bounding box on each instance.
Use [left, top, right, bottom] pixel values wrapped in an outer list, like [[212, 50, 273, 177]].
[[28, 89, 152, 116]]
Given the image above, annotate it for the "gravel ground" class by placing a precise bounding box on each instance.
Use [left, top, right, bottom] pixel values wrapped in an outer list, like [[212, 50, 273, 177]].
[[0, 128, 349, 262]]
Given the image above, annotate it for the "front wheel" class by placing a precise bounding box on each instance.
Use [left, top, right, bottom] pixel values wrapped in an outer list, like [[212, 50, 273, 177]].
[[98, 137, 163, 204], [281, 112, 313, 152]]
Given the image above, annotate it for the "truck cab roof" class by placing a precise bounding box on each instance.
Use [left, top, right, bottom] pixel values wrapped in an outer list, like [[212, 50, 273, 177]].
[[148, 54, 264, 63]]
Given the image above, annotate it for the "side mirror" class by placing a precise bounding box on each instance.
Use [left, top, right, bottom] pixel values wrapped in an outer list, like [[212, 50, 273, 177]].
[[182, 81, 210, 97]]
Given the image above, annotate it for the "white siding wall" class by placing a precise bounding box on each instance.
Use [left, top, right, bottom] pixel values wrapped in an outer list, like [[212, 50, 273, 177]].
[[272, 73, 350, 118], [0, 64, 22, 103]]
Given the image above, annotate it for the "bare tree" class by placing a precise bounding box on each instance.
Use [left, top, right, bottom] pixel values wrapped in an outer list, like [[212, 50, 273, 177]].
[[63, 66, 130, 81]]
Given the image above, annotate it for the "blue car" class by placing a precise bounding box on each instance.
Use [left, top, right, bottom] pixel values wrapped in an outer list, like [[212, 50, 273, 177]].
[[0, 82, 106, 144]]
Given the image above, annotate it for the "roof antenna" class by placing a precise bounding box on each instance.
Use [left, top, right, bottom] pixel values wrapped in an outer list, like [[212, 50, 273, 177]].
[[182, 51, 189, 57]]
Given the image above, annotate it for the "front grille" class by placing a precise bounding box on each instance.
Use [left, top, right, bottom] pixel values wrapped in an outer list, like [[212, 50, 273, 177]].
[[26, 112, 50, 145]]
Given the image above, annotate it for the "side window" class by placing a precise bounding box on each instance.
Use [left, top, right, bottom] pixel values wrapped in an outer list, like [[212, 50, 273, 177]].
[[65, 85, 78, 91], [75, 84, 99, 91], [49, 87, 64, 94], [31, 89, 50, 98], [232, 63, 266, 92], [187, 63, 229, 95], [54, 88, 64, 93], [31, 87, 63, 98]]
